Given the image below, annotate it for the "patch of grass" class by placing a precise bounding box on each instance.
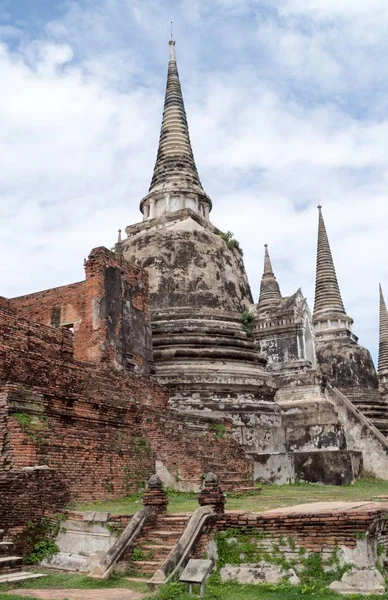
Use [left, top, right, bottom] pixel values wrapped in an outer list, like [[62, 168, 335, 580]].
[[0, 570, 148, 594], [149, 578, 386, 600], [69, 475, 388, 515], [0, 594, 46, 600]]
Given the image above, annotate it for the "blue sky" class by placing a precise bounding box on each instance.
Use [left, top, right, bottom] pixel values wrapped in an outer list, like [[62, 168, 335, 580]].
[[0, 0, 387, 364]]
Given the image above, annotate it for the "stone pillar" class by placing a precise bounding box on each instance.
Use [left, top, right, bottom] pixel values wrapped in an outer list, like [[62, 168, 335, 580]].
[[204, 203, 210, 220], [142, 474, 168, 515], [198, 473, 225, 515], [149, 199, 155, 219]]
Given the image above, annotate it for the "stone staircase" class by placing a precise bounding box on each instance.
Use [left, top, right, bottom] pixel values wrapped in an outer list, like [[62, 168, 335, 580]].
[[0, 529, 46, 584], [126, 513, 191, 577], [342, 389, 388, 438], [202, 456, 257, 493]]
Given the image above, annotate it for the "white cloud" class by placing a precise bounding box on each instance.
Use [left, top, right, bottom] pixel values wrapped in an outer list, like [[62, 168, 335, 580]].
[[281, 0, 388, 20], [0, 0, 386, 364]]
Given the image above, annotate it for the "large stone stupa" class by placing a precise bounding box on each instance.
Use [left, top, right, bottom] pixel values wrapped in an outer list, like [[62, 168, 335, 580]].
[[120, 40, 277, 418]]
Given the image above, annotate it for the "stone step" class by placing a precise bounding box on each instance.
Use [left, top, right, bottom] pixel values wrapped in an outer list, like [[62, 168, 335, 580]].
[[158, 517, 190, 525], [216, 471, 252, 481], [128, 560, 161, 574], [139, 544, 174, 558], [145, 531, 182, 544], [0, 571, 46, 584], [0, 556, 23, 572]]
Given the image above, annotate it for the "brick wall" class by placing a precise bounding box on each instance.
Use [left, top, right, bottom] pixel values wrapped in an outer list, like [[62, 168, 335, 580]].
[[0, 468, 70, 549], [194, 506, 388, 570], [0, 301, 166, 500], [141, 407, 252, 489], [0, 301, 251, 501], [9, 247, 153, 375], [217, 508, 386, 551]]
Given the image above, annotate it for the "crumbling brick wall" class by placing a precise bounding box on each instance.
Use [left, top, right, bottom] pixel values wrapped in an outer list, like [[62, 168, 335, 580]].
[[0, 300, 252, 501], [0, 468, 70, 551], [140, 406, 252, 489], [9, 247, 153, 375], [0, 301, 165, 500]]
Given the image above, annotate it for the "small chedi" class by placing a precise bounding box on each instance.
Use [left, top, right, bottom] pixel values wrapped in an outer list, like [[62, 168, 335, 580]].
[[1, 38, 388, 547]]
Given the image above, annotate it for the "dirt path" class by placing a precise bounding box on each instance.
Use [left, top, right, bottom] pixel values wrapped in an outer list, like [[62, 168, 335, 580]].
[[4, 589, 145, 600]]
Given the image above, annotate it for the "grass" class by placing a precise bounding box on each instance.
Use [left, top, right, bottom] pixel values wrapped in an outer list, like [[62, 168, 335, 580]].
[[1, 580, 386, 600], [70, 476, 388, 515], [149, 580, 387, 600], [0, 570, 148, 598]]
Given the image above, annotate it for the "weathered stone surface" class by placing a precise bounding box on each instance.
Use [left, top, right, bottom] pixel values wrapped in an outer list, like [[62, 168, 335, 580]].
[[220, 563, 300, 585], [316, 338, 378, 390], [329, 567, 385, 596], [294, 449, 362, 485]]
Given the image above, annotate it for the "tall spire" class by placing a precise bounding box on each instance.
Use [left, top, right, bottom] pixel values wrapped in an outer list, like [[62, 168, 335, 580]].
[[258, 244, 282, 310], [313, 206, 349, 321], [378, 284, 388, 383], [140, 39, 211, 220], [149, 39, 204, 194]]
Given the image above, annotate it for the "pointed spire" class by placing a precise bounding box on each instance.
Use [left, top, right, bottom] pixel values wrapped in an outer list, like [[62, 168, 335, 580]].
[[313, 206, 350, 324], [378, 284, 388, 380], [117, 229, 122, 243], [148, 39, 206, 197], [258, 244, 282, 310]]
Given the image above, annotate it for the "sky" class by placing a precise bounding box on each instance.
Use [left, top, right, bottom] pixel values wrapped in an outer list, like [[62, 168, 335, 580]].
[[0, 0, 387, 364]]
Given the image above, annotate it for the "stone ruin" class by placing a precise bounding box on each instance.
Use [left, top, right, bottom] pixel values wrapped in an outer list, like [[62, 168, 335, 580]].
[[1, 38, 388, 580], [119, 38, 388, 485]]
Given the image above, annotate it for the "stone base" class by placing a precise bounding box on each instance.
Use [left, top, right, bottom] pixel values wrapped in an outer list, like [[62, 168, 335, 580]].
[[294, 449, 363, 485], [251, 449, 362, 485], [220, 563, 300, 586], [329, 567, 385, 596]]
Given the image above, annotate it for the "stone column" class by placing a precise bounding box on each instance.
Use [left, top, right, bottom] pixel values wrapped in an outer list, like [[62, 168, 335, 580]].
[[142, 474, 168, 515], [149, 199, 156, 219], [198, 472, 225, 515]]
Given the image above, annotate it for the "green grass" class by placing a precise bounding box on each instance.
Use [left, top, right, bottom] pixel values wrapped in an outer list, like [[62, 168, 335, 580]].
[[0, 570, 148, 595], [70, 476, 388, 515], [0, 594, 45, 600], [2, 580, 386, 600], [149, 580, 387, 600]]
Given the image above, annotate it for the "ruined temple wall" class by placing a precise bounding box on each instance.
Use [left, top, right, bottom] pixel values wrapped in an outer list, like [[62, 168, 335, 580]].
[[140, 407, 253, 491], [0, 303, 251, 500], [9, 247, 153, 374], [0, 468, 70, 548]]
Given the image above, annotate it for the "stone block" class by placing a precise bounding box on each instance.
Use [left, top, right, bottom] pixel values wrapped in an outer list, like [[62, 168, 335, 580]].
[[220, 563, 300, 586], [329, 567, 385, 596]]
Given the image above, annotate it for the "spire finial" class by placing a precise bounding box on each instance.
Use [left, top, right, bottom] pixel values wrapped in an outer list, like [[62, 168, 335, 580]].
[[117, 229, 122, 244], [313, 206, 349, 323], [170, 21, 173, 40], [258, 244, 282, 310]]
